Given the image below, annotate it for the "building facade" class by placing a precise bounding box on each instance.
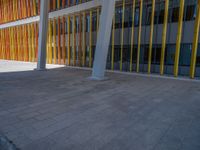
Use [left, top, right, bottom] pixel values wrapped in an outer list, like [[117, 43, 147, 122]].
[[0, 0, 200, 78]]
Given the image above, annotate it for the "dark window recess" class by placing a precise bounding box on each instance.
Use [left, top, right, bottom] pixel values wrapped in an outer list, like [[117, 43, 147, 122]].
[[92, 15, 97, 32], [146, 11, 151, 25], [197, 44, 200, 66], [70, 20, 73, 33], [146, 5, 152, 25], [123, 46, 130, 62], [114, 47, 121, 62], [197, 56, 200, 66], [132, 47, 138, 63], [86, 17, 89, 32], [124, 22, 130, 28], [158, 9, 164, 24], [135, 8, 140, 26], [60, 22, 63, 34], [151, 47, 156, 63], [155, 47, 161, 64], [154, 11, 159, 24], [115, 23, 122, 29], [185, 5, 195, 21], [165, 49, 175, 65], [172, 7, 179, 22], [144, 46, 149, 64]]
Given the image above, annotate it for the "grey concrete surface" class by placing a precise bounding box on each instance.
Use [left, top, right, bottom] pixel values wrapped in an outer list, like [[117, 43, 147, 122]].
[[0, 60, 200, 150]]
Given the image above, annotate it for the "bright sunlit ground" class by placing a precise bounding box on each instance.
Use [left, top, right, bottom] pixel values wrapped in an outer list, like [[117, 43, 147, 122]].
[[0, 60, 64, 73]]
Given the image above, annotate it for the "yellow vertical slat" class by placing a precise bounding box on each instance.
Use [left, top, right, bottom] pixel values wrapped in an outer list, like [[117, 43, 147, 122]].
[[47, 21, 50, 63], [147, 0, 155, 74], [17, 27, 19, 60], [20, 26, 22, 61], [73, 15, 76, 66], [82, 12, 86, 66], [0, 30, 2, 59], [22, 25, 25, 61], [160, 0, 169, 75], [174, 0, 185, 77], [28, 24, 32, 61], [57, 17, 61, 64], [120, 0, 125, 71], [0, 30, 1, 59], [89, 10, 93, 67], [33, 0, 36, 15], [130, 0, 136, 72], [49, 20, 53, 64], [136, 0, 143, 73], [24, 25, 28, 61], [2, 29, 4, 59], [12, 27, 15, 60], [111, 6, 115, 71], [13, 0, 16, 21], [10, 28, 13, 60], [78, 14, 82, 66], [1, 29, 3, 59], [9, 28, 12, 60], [32, 23, 35, 62], [67, 16, 71, 65], [190, 0, 200, 79], [62, 16, 66, 64], [57, 0, 60, 9], [53, 18, 57, 64]]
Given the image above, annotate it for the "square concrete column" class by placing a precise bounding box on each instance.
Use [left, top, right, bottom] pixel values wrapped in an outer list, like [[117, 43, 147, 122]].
[[91, 0, 116, 80], [37, 0, 49, 70]]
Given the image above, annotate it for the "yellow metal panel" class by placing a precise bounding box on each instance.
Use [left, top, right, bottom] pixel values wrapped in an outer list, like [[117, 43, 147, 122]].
[[22, 25, 25, 61], [78, 14, 82, 66], [32, 23, 35, 62], [160, 0, 169, 75], [53, 18, 57, 64], [136, 0, 143, 73], [82, 12, 86, 66], [174, 0, 185, 77], [10, 28, 14, 60], [18, 27, 21, 61], [130, 0, 136, 72], [57, 0, 60, 9], [24, 25, 28, 61], [46, 21, 50, 63], [0, 30, 2, 59], [58, 17, 61, 64], [73, 15, 76, 66], [89, 10, 93, 68], [111, 6, 115, 71], [62, 16, 66, 64], [2, 29, 5, 59], [28, 24, 32, 62], [49, 20, 53, 64], [33, 0, 37, 16], [190, 0, 200, 79], [147, 0, 155, 74], [120, 0, 125, 71], [67, 16, 71, 65]]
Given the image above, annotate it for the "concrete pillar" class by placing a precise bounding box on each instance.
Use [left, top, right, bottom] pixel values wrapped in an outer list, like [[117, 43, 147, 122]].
[[36, 0, 49, 70], [91, 0, 116, 80]]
